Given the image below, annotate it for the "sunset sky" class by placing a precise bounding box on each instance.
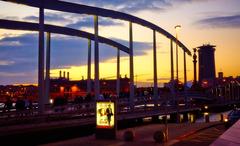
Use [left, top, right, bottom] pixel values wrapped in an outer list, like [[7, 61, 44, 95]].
[[0, 0, 240, 86]]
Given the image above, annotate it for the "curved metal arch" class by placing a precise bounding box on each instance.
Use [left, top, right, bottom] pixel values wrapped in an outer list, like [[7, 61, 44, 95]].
[[1, 0, 191, 55], [0, 19, 129, 53]]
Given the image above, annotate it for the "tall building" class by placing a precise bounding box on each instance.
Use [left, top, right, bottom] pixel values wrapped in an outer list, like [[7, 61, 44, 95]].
[[218, 72, 223, 79], [198, 44, 216, 87]]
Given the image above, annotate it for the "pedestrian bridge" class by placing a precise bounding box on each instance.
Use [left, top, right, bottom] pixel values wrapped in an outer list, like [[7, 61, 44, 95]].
[[0, 0, 191, 114], [0, 98, 202, 141], [0, 98, 200, 127], [0, 96, 239, 140]]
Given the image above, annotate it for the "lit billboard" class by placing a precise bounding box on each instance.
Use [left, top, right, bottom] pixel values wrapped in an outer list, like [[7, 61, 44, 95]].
[[96, 101, 115, 128]]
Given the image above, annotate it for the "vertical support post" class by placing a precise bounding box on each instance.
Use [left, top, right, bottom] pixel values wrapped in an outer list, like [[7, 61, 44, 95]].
[[94, 15, 100, 101], [183, 51, 187, 85], [193, 48, 197, 86], [116, 48, 120, 98], [229, 84, 231, 101], [183, 51, 187, 107], [176, 39, 179, 82], [232, 83, 235, 101], [45, 32, 51, 105], [170, 39, 176, 107], [238, 85, 240, 100], [219, 86, 222, 102], [225, 85, 228, 101], [129, 22, 134, 110], [87, 39, 92, 94], [38, 4, 45, 113], [170, 40, 174, 81], [174, 25, 181, 123], [229, 84, 232, 101], [153, 30, 158, 107], [223, 86, 225, 101]]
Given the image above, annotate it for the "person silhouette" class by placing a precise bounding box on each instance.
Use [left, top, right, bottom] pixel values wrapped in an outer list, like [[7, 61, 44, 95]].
[[4, 97, 12, 112], [106, 104, 113, 126]]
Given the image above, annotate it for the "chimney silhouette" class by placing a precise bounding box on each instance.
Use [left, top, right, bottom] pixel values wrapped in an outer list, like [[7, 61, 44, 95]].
[[59, 70, 62, 78], [63, 71, 66, 79], [67, 72, 69, 80]]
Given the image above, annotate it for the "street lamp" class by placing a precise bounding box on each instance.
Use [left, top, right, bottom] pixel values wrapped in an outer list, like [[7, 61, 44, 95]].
[[174, 25, 181, 123], [174, 25, 181, 83]]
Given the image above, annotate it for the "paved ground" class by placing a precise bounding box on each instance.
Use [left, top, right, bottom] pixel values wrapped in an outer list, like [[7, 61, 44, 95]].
[[172, 124, 226, 146], [41, 122, 221, 146], [211, 119, 240, 146]]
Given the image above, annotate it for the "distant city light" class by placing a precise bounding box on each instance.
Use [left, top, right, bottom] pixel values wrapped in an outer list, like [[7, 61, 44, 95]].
[[50, 99, 54, 104], [224, 118, 228, 122], [204, 105, 208, 110]]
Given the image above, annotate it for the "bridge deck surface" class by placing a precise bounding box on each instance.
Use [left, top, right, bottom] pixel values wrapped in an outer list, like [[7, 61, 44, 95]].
[[211, 120, 240, 146], [41, 122, 220, 146], [0, 107, 199, 136]]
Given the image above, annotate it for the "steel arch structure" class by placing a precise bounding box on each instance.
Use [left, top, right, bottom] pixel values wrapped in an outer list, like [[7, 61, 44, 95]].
[[0, 0, 191, 111], [1, 0, 191, 55], [0, 19, 129, 53], [0, 19, 128, 111]]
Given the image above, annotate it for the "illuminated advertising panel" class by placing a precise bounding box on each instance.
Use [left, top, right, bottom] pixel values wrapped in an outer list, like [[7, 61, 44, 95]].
[[96, 101, 115, 128]]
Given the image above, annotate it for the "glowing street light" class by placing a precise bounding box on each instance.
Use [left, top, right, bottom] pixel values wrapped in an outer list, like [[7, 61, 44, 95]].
[[204, 105, 208, 110], [49, 99, 54, 104]]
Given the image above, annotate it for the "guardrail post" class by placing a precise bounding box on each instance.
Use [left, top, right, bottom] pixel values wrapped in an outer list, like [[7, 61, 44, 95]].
[[45, 32, 51, 105], [38, 3, 45, 113], [129, 22, 134, 111], [116, 48, 120, 98], [87, 39, 92, 94], [94, 15, 100, 101], [153, 30, 158, 108]]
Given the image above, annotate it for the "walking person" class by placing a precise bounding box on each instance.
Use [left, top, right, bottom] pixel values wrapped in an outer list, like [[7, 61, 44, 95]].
[[106, 104, 113, 126]]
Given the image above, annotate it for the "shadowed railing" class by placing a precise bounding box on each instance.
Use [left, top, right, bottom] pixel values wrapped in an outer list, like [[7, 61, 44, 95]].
[[0, 97, 200, 126]]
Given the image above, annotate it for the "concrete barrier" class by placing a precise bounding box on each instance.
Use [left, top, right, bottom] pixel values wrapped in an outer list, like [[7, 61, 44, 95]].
[[123, 130, 135, 141], [220, 114, 224, 122], [205, 114, 210, 123], [153, 130, 166, 143]]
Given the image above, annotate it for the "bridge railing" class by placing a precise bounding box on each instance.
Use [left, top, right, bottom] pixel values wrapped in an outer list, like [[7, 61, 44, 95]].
[[0, 97, 201, 126]]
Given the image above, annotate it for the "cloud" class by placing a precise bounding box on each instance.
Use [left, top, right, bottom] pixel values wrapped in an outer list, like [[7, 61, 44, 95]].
[[0, 71, 37, 85], [63, 0, 171, 13], [0, 60, 15, 66], [67, 17, 123, 29], [196, 14, 240, 28], [23, 12, 123, 29], [173, 0, 209, 3], [62, 0, 210, 13], [0, 72, 27, 77], [158, 51, 169, 54], [0, 40, 22, 46], [0, 33, 39, 73], [23, 16, 38, 22], [50, 36, 151, 67], [145, 77, 171, 82], [0, 33, 151, 84], [23, 12, 73, 24], [0, 15, 19, 21]]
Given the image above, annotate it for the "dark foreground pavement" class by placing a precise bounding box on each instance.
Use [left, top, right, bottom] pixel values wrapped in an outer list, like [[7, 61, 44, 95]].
[[172, 124, 226, 146], [41, 122, 222, 146]]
